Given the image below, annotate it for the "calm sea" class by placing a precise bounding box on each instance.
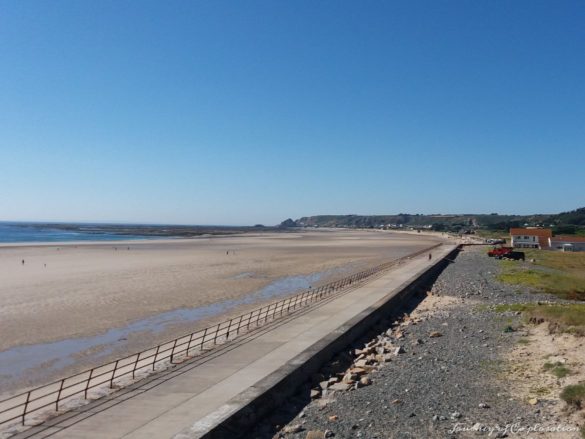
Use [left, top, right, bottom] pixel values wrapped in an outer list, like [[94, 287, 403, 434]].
[[0, 222, 162, 243]]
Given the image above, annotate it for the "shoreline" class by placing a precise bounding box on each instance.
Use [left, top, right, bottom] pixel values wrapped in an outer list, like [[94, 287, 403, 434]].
[[0, 233, 261, 248], [0, 230, 444, 394], [0, 262, 352, 394], [0, 226, 463, 249], [0, 222, 286, 247]]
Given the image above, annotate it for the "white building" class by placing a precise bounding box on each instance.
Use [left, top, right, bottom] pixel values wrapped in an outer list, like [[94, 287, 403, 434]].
[[509, 228, 552, 249], [548, 236, 585, 252]]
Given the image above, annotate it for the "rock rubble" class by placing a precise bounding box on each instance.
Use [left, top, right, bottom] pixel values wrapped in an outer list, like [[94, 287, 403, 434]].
[[251, 246, 573, 439]]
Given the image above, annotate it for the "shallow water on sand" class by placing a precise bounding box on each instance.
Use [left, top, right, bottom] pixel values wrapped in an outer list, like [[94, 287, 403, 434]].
[[0, 222, 157, 243], [0, 267, 345, 391]]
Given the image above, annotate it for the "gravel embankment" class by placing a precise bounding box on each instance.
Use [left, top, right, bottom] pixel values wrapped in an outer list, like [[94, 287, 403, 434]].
[[251, 245, 569, 439]]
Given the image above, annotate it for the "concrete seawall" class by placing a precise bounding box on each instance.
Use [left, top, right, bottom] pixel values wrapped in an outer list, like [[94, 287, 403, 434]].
[[189, 245, 461, 439], [14, 244, 458, 439]]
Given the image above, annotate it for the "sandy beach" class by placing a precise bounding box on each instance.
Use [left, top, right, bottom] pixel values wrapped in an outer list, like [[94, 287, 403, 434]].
[[0, 229, 442, 391]]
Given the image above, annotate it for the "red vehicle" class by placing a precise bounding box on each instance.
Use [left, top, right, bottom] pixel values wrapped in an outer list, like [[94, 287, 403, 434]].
[[487, 246, 513, 258]]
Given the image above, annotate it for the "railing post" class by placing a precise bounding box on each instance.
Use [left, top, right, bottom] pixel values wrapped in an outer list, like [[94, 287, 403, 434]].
[[153, 345, 161, 370], [200, 327, 208, 350], [131, 354, 140, 379], [85, 368, 94, 398], [213, 322, 221, 345], [22, 391, 31, 426], [55, 379, 65, 410], [170, 339, 178, 364], [110, 360, 120, 388], [186, 332, 195, 355], [236, 315, 244, 335], [226, 318, 233, 339]]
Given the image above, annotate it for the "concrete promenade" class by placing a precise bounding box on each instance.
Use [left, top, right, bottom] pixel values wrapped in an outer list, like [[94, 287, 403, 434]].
[[18, 243, 456, 439]]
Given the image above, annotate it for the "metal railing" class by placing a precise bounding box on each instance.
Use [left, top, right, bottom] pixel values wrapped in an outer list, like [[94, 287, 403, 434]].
[[0, 244, 441, 431]]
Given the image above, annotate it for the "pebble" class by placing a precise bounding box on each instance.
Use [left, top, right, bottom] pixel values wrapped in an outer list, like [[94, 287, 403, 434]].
[[252, 247, 559, 439], [283, 424, 303, 434]]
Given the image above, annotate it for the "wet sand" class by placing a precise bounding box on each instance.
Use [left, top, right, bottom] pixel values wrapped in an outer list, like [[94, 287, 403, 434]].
[[0, 230, 441, 391]]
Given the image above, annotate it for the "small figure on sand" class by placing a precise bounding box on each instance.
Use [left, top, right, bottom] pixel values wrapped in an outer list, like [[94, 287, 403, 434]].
[[428, 253, 432, 260], [21, 259, 25, 265]]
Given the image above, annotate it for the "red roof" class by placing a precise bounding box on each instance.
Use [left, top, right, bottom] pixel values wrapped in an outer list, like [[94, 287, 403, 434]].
[[509, 228, 552, 238], [551, 235, 585, 243]]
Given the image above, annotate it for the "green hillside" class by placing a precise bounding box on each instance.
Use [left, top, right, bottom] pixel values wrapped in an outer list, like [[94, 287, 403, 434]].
[[279, 207, 585, 235]]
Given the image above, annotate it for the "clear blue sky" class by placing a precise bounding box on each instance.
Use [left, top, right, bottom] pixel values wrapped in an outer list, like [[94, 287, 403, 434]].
[[1, 1, 584, 225]]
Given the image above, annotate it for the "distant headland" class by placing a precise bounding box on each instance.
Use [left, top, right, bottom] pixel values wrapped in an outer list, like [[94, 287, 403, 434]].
[[279, 206, 585, 236]]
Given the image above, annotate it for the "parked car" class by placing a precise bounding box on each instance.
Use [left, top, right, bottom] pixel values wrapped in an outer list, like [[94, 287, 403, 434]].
[[501, 251, 525, 261], [487, 246, 513, 257]]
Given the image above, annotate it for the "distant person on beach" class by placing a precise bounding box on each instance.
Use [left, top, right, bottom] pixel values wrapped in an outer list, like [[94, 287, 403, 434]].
[[428, 253, 432, 260], [21, 259, 25, 265]]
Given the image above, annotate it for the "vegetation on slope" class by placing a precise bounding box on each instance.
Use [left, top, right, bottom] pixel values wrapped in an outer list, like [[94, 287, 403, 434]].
[[497, 250, 585, 301], [494, 303, 585, 335], [280, 206, 585, 235]]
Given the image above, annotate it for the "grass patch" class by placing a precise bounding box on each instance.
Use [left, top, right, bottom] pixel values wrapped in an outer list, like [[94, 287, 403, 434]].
[[526, 249, 585, 273], [479, 359, 504, 372], [531, 386, 552, 396], [528, 304, 585, 334], [493, 303, 585, 335], [560, 383, 585, 409], [494, 303, 529, 313], [497, 250, 585, 300], [543, 361, 571, 378]]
